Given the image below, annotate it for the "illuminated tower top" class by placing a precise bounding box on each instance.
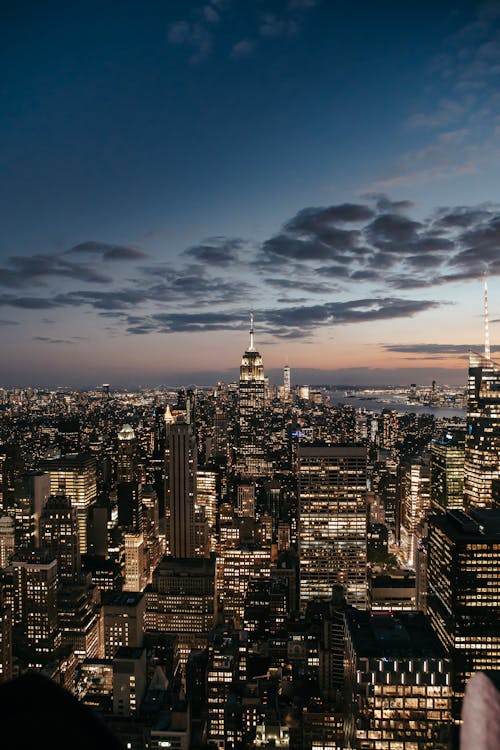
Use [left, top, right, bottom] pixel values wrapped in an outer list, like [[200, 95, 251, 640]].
[[248, 311, 255, 352], [484, 273, 491, 360], [240, 312, 264, 382]]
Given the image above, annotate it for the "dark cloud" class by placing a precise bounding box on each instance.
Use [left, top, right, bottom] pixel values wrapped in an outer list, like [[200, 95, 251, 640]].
[[366, 214, 422, 248], [0, 296, 62, 309], [362, 193, 415, 212], [0, 319, 19, 326], [68, 242, 148, 261], [263, 298, 442, 333], [432, 206, 494, 229], [33, 336, 76, 345], [284, 203, 374, 233], [0, 254, 111, 288], [265, 277, 336, 293], [262, 234, 348, 261], [383, 343, 500, 356], [183, 237, 245, 265]]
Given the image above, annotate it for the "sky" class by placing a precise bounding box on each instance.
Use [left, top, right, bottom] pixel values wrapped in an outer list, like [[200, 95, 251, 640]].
[[2, 0, 500, 387]]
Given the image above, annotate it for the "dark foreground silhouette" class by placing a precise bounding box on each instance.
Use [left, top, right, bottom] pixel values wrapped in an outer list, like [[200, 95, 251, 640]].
[[0, 672, 123, 750]]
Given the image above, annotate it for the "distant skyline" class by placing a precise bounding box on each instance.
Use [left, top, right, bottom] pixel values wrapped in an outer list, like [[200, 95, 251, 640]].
[[2, 0, 500, 387]]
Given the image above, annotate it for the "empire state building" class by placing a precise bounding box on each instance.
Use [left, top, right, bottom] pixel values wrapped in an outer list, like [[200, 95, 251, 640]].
[[237, 314, 268, 477]]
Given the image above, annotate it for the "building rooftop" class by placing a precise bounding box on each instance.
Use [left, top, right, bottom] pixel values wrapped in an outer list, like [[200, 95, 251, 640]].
[[431, 509, 500, 540], [113, 646, 145, 661], [102, 591, 144, 607], [346, 610, 446, 658]]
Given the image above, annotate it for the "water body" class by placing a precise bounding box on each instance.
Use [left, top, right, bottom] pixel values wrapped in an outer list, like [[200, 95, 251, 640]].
[[333, 395, 466, 420]]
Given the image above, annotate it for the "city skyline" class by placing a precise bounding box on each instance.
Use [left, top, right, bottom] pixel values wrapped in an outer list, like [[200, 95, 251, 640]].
[[3, 1, 500, 386]]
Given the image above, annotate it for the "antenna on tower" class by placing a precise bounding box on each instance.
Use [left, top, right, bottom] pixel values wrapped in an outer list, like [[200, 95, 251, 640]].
[[484, 272, 491, 360], [249, 309, 255, 351]]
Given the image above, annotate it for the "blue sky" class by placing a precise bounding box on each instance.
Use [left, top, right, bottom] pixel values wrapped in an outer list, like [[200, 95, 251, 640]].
[[1, 0, 500, 387]]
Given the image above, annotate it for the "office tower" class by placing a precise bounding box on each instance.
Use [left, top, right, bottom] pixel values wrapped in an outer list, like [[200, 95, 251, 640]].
[[145, 556, 216, 664], [57, 576, 101, 659], [464, 277, 500, 506], [123, 532, 148, 592], [0, 516, 15, 568], [283, 364, 291, 396], [217, 546, 271, 623], [237, 481, 255, 518], [401, 456, 431, 567], [196, 468, 218, 528], [117, 482, 143, 532], [39, 494, 81, 581], [464, 350, 500, 507], [298, 445, 367, 609], [344, 610, 451, 749], [168, 418, 197, 558], [102, 383, 110, 398], [151, 405, 167, 516], [57, 416, 80, 455], [238, 313, 267, 477], [427, 509, 500, 721], [116, 424, 138, 483], [10, 471, 50, 549], [87, 500, 109, 558], [1, 444, 24, 508], [207, 632, 241, 746], [431, 431, 465, 512], [102, 591, 145, 659], [39, 454, 97, 554], [0, 603, 12, 683], [12, 549, 60, 665], [112, 646, 147, 717]]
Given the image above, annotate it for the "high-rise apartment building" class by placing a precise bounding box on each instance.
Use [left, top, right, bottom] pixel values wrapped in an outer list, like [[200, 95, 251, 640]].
[[464, 351, 500, 508], [168, 418, 197, 558], [39, 454, 97, 554], [238, 315, 267, 477], [427, 508, 500, 721], [298, 445, 367, 609]]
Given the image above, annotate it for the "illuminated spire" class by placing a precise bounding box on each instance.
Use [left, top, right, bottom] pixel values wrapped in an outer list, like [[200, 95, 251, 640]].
[[484, 273, 491, 360], [248, 310, 256, 352]]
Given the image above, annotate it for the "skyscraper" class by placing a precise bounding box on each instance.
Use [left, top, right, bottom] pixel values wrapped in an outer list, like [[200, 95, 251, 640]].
[[168, 417, 197, 558], [39, 494, 81, 581], [238, 313, 267, 477], [283, 364, 291, 397], [298, 444, 367, 609], [39, 454, 97, 554], [427, 509, 500, 722], [464, 351, 500, 508], [12, 549, 60, 665], [464, 278, 500, 508], [431, 431, 465, 513]]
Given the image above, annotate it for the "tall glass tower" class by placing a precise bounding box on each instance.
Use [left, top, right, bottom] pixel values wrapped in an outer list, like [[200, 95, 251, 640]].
[[298, 444, 368, 609], [464, 351, 500, 508], [237, 314, 267, 477]]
